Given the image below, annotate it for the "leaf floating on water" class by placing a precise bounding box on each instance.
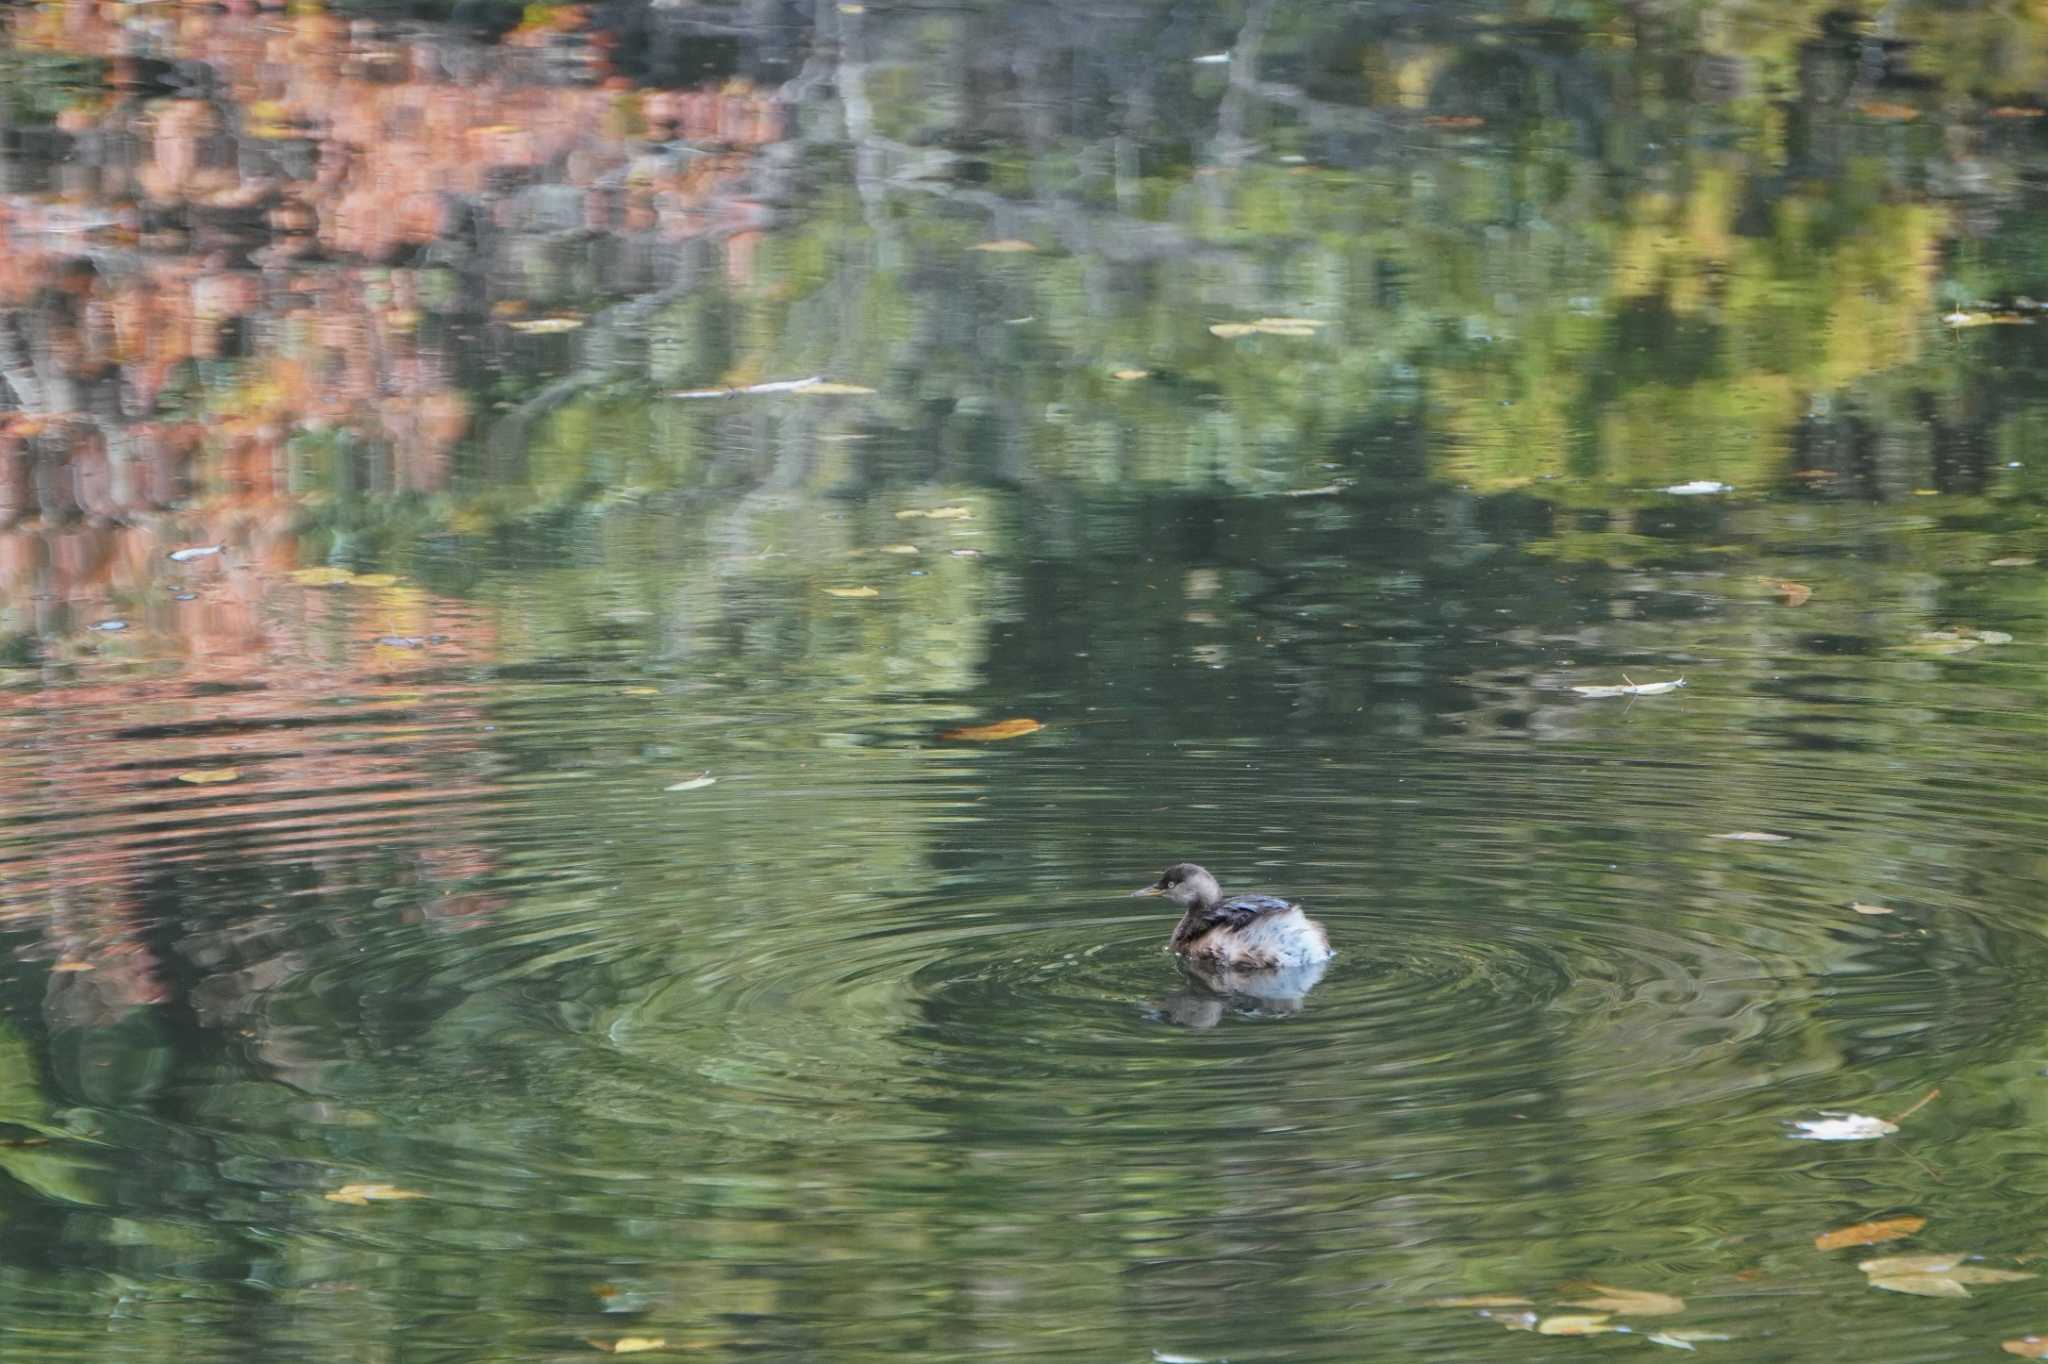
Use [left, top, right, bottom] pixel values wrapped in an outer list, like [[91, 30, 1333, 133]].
[[1860, 1255, 1965, 1275], [972, 239, 1038, 253], [1990, 556, 2036, 568], [1850, 902, 1895, 915], [895, 506, 972, 521], [1815, 1216, 1926, 1251], [508, 316, 585, 334], [1423, 1295, 1535, 1308], [167, 544, 223, 562], [1789, 1112, 1897, 1141], [1715, 831, 1789, 842], [1536, 1314, 1621, 1336], [324, 1182, 427, 1206], [1571, 677, 1686, 698], [1210, 318, 1328, 339], [1111, 369, 1151, 381], [620, 686, 662, 697], [1559, 1283, 1685, 1316], [664, 774, 716, 792], [1663, 480, 1732, 495], [1762, 578, 1813, 606], [823, 586, 880, 599], [1857, 99, 1921, 121], [2002, 1337, 2048, 1357], [1208, 322, 1260, 338], [587, 1337, 667, 1354], [1647, 1331, 1734, 1350], [942, 718, 1044, 742], [877, 544, 921, 555], [177, 768, 241, 785]]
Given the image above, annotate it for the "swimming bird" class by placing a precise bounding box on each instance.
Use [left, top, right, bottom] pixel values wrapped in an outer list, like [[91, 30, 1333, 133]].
[[1131, 863, 1333, 969]]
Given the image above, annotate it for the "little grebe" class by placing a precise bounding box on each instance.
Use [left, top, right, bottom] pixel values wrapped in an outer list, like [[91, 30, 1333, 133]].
[[1131, 863, 1333, 969]]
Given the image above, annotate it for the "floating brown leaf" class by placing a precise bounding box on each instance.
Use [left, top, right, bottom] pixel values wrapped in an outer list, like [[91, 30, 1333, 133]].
[[324, 1182, 427, 1206], [2002, 1337, 2048, 1357], [177, 768, 242, 785], [942, 718, 1045, 742], [1423, 1295, 1535, 1308], [587, 1338, 667, 1355], [1537, 1314, 1621, 1335], [1762, 578, 1813, 606], [1815, 1216, 1925, 1251], [823, 586, 880, 599], [1857, 100, 1921, 121], [1559, 1284, 1686, 1316], [1991, 107, 2048, 120]]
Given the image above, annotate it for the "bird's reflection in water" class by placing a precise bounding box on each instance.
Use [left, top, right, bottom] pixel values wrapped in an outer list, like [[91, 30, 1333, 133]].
[[1152, 956, 1331, 1028]]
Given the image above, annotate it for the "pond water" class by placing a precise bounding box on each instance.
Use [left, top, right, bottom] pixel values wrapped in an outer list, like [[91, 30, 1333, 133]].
[[5, 0, 2048, 1359]]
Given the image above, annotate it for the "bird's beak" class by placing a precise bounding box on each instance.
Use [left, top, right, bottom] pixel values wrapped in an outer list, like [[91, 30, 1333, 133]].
[[1130, 884, 1165, 898]]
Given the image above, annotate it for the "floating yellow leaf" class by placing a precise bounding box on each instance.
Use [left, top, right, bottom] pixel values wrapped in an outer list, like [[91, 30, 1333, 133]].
[[799, 381, 876, 396], [1423, 1295, 1534, 1308], [324, 1183, 427, 1206], [1208, 322, 1260, 338], [895, 506, 972, 521], [972, 239, 1037, 253], [1861, 1255, 1965, 1275], [878, 544, 921, 555], [1990, 556, 2036, 567], [824, 586, 880, 599], [1850, 902, 1894, 916], [177, 768, 241, 785], [1816, 1216, 1925, 1251], [942, 718, 1044, 741], [1111, 369, 1151, 381], [587, 1337, 667, 1354], [2002, 1337, 2048, 1357], [508, 316, 585, 334], [290, 566, 358, 586], [621, 686, 662, 697], [1559, 1284, 1685, 1316], [1537, 1314, 1621, 1335], [1762, 578, 1813, 606]]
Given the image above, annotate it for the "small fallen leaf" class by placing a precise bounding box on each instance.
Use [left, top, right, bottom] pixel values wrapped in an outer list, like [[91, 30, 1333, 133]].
[[895, 506, 972, 521], [587, 1338, 667, 1354], [824, 586, 880, 599], [1537, 1314, 1621, 1336], [324, 1182, 427, 1205], [1868, 1273, 1971, 1298], [1789, 1112, 1897, 1141], [177, 768, 242, 785], [1572, 677, 1687, 698], [2002, 1337, 2048, 1357], [1647, 1331, 1733, 1350], [621, 686, 662, 696], [1762, 577, 1813, 606], [1208, 322, 1260, 338], [942, 718, 1045, 741], [972, 239, 1037, 253], [167, 544, 223, 562], [1990, 556, 2036, 567], [1559, 1284, 1685, 1316], [1716, 831, 1789, 843], [878, 544, 921, 555], [1850, 902, 1894, 915], [1860, 1255, 1966, 1275], [665, 774, 716, 792], [1816, 1216, 1926, 1251], [1857, 100, 1921, 121], [1111, 369, 1151, 381], [508, 316, 585, 334], [1423, 1295, 1535, 1308]]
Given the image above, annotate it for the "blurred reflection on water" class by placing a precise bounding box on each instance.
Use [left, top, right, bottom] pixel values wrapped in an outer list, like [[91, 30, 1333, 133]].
[[4, 0, 2048, 1359]]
